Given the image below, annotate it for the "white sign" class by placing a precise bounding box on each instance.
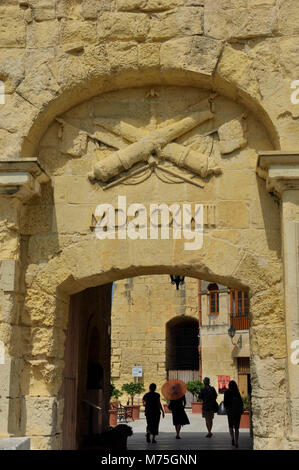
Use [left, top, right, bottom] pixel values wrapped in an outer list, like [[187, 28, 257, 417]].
[[132, 366, 143, 377], [0, 341, 5, 364]]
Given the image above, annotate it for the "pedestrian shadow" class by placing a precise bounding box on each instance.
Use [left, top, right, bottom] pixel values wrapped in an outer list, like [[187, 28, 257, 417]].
[[128, 431, 253, 450]]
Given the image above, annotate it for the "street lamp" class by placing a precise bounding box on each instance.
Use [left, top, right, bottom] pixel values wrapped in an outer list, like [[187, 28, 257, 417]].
[[228, 326, 236, 340], [170, 275, 185, 290], [228, 325, 242, 347]]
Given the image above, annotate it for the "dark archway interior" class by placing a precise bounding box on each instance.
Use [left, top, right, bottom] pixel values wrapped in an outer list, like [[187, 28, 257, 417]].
[[166, 316, 199, 371]]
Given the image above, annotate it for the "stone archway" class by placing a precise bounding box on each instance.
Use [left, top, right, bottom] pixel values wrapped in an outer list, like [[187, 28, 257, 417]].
[[1, 77, 291, 450]]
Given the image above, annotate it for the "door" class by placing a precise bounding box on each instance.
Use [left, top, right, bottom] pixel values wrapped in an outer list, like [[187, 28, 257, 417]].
[[62, 295, 80, 450], [238, 374, 248, 398]]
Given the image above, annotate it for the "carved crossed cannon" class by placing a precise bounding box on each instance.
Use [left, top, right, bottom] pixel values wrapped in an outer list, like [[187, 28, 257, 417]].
[[91, 98, 216, 183]]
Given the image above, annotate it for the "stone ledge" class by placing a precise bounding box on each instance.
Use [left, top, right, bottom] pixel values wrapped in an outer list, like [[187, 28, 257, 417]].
[[0, 158, 49, 200], [257, 151, 299, 198], [0, 437, 30, 450]]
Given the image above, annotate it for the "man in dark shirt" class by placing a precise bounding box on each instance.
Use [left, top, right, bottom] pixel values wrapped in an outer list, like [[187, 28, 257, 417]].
[[142, 383, 165, 443], [199, 377, 218, 438]]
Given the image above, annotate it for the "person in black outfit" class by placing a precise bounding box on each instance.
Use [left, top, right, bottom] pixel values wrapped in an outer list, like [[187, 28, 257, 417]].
[[224, 380, 244, 448], [142, 383, 164, 443], [198, 377, 218, 438], [168, 395, 190, 439]]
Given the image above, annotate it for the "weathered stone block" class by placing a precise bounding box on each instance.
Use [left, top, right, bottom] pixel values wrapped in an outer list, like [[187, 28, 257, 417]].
[[204, 3, 277, 40], [60, 19, 97, 45], [218, 119, 247, 154], [17, 62, 61, 109], [83, 0, 111, 18], [250, 355, 286, 399], [252, 397, 286, 438], [26, 19, 59, 48], [138, 43, 160, 68], [106, 41, 138, 71], [22, 397, 58, 436], [216, 45, 259, 98], [150, 7, 203, 40], [277, 0, 299, 35], [217, 200, 249, 229], [0, 49, 24, 94], [30, 1, 56, 21], [98, 12, 150, 40], [251, 325, 286, 359], [160, 36, 223, 75], [0, 6, 26, 47]]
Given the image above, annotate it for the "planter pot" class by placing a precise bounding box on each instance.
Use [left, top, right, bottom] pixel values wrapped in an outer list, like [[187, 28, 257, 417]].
[[240, 411, 250, 428], [109, 409, 118, 427], [110, 401, 119, 410], [163, 404, 171, 414], [124, 405, 135, 421], [191, 402, 203, 413], [132, 405, 140, 420]]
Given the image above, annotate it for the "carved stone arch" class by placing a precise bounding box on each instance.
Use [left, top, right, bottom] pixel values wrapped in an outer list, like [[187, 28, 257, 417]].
[[16, 67, 286, 450]]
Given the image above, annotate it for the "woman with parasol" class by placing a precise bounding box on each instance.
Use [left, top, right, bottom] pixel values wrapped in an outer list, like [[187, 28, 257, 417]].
[[162, 379, 190, 439]]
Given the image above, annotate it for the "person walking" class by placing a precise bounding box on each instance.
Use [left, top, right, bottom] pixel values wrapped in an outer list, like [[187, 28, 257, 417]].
[[224, 380, 244, 448], [199, 377, 218, 438], [142, 383, 165, 444], [168, 394, 190, 439]]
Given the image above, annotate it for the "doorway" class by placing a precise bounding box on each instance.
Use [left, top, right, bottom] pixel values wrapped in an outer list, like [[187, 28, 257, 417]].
[[166, 317, 199, 407], [62, 284, 112, 450]]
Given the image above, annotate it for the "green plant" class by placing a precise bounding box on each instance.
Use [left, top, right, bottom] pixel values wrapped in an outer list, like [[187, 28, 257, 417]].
[[242, 396, 250, 411], [111, 387, 123, 401], [109, 383, 115, 398], [186, 380, 204, 402], [121, 382, 145, 405]]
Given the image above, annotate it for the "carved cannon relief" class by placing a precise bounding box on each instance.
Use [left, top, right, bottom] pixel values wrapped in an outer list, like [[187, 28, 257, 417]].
[[55, 87, 249, 190]]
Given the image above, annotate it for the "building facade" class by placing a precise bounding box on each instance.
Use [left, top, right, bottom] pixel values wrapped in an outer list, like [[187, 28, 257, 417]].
[[111, 277, 250, 405]]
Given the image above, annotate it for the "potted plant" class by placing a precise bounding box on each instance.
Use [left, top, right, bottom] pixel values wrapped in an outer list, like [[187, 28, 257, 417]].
[[109, 382, 122, 426], [162, 398, 171, 413], [110, 386, 123, 408], [240, 396, 250, 428], [186, 380, 204, 413], [121, 382, 145, 420]]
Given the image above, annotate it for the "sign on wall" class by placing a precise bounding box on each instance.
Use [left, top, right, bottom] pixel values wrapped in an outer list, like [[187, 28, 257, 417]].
[[132, 366, 143, 377], [218, 375, 230, 393]]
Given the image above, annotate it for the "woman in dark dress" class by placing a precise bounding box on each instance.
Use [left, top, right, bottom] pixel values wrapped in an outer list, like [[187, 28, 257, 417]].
[[224, 380, 244, 448], [168, 395, 190, 439], [142, 383, 165, 443]]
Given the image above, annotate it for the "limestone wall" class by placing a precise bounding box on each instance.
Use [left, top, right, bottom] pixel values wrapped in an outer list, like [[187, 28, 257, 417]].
[[0, 0, 298, 450]]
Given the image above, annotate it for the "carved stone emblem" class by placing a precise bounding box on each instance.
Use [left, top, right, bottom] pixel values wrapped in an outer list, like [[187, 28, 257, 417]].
[[56, 88, 248, 190]]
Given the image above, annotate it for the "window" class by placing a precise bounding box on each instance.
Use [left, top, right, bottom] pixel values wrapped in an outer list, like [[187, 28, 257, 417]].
[[230, 289, 249, 330], [208, 283, 219, 315]]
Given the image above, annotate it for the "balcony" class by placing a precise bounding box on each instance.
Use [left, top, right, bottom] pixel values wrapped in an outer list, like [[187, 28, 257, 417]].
[[230, 315, 249, 331]]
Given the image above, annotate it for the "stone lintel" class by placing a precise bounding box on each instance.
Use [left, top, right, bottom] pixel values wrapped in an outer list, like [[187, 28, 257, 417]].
[[0, 158, 49, 200], [257, 151, 299, 198]]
